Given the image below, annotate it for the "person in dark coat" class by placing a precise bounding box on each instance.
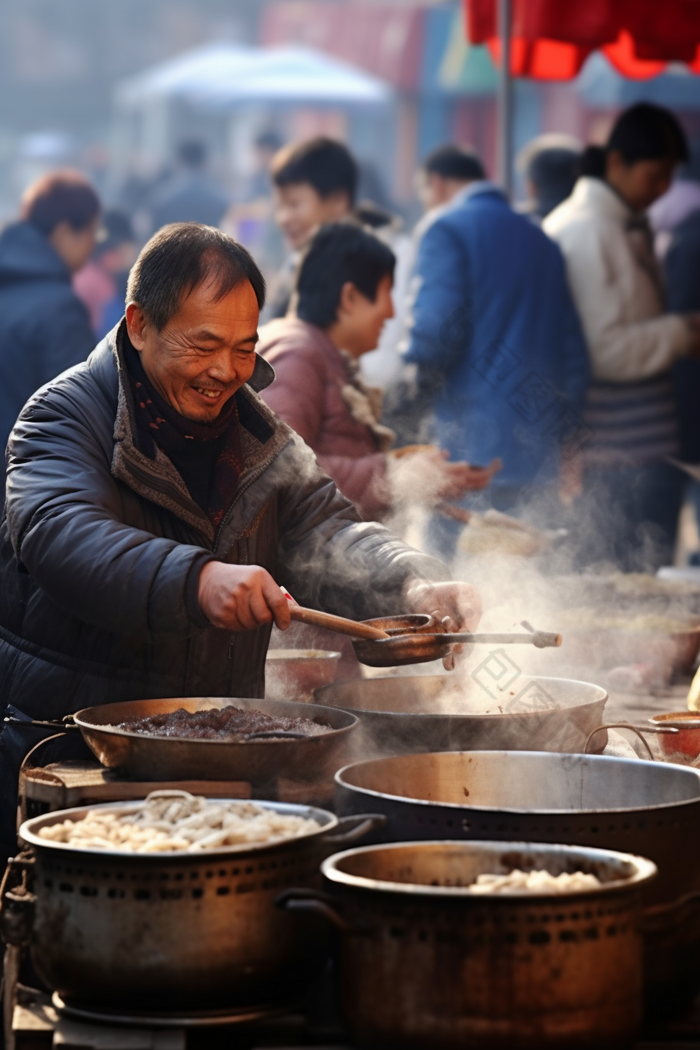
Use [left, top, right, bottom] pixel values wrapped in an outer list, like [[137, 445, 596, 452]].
[[664, 206, 700, 544], [149, 141, 229, 232], [0, 170, 99, 492], [516, 134, 582, 224], [0, 221, 480, 860]]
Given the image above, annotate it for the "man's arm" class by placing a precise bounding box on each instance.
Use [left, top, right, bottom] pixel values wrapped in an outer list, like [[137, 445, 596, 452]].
[[273, 436, 453, 621], [404, 219, 472, 374], [6, 377, 211, 639], [262, 344, 391, 518]]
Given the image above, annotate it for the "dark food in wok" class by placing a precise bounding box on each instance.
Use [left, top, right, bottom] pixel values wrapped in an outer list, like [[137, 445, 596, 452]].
[[114, 705, 330, 742]]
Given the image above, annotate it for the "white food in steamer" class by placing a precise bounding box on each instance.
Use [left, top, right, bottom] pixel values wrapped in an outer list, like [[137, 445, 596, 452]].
[[37, 790, 321, 853], [467, 868, 602, 894]]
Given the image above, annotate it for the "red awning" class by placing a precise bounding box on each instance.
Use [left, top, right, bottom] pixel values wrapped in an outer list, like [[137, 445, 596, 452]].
[[466, 0, 700, 79]]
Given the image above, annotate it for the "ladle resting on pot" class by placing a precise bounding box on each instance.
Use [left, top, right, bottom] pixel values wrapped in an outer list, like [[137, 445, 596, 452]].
[[288, 605, 561, 668]]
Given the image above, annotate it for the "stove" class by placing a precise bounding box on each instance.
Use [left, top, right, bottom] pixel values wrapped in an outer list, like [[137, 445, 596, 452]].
[[10, 979, 700, 1049]]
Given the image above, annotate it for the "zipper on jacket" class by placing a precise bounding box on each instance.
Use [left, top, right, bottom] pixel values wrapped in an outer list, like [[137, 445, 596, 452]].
[[213, 439, 290, 554]]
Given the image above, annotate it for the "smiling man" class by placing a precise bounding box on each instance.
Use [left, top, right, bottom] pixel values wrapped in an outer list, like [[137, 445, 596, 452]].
[[0, 222, 479, 857]]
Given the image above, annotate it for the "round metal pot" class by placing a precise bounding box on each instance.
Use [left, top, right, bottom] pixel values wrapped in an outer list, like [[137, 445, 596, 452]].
[[334, 750, 700, 1014], [280, 840, 657, 1049], [649, 711, 700, 761], [7, 801, 383, 1010], [315, 676, 608, 755]]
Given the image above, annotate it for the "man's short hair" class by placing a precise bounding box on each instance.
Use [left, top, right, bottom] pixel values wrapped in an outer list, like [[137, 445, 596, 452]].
[[422, 144, 485, 183], [294, 222, 395, 329], [608, 102, 689, 165], [20, 169, 100, 237], [126, 222, 266, 331], [271, 137, 358, 205]]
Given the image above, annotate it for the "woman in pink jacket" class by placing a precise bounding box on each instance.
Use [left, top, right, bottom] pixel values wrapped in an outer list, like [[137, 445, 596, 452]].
[[258, 222, 496, 521]]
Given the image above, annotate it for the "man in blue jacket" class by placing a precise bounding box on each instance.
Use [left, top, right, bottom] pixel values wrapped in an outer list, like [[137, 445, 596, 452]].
[[404, 145, 590, 556], [0, 170, 99, 496]]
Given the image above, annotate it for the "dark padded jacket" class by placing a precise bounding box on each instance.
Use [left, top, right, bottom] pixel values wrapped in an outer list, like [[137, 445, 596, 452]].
[[0, 321, 448, 722], [0, 221, 95, 485]]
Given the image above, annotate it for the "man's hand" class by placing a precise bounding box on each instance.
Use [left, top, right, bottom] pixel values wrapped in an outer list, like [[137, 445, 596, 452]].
[[389, 449, 500, 505], [434, 456, 501, 500], [405, 580, 482, 633], [198, 563, 291, 632]]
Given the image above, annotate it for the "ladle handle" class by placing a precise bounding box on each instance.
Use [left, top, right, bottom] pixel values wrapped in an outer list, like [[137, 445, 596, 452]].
[[289, 605, 390, 641], [435, 631, 562, 648]]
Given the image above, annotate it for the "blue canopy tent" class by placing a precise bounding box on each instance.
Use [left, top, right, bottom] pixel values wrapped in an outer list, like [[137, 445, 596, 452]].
[[112, 43, 393, 174]]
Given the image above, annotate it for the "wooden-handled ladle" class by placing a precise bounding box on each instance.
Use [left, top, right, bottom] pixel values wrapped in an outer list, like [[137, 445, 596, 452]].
[[289, 604, 390, 642]]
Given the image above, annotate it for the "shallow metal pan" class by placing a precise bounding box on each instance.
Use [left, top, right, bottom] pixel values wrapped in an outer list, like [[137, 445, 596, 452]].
[[71, 697, 358, 782]]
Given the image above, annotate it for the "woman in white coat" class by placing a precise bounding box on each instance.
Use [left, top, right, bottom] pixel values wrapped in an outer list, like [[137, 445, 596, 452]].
[[544, 104, 700, 571]]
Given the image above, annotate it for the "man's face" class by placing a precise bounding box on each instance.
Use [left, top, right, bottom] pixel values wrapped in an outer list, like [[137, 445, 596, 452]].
[[125, 276, 259, 422], [417, 172, 470, 212], [51, 218, 99, 273], [273, 182, 350, 249], [339, 273, 394, 358], [606, 152, 678, 212]]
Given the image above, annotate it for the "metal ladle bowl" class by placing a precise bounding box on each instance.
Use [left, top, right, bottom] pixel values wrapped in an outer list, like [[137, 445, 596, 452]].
[[351, 616, 562, 668]]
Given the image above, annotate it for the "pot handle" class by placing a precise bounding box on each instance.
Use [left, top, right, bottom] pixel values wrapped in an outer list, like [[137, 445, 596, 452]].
[[275, 887, 361, 934], [0, 853, 36, 948], [584, 722, 678, 761], [322, 813, 387, 846], [642, 888, 700, 934], [3, 714, 79, 733]]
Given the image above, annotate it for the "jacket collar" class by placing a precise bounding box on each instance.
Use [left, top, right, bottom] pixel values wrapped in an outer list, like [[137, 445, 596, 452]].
[[570, 176, 636, 222], [451, 180, 506, 209], [107, 320, 289, 546]]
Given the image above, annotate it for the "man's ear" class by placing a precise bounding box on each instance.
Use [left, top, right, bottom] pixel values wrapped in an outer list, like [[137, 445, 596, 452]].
[[327, 189, 351, 219], [125, 302, 148, 351], [337, 281, 358, 318]]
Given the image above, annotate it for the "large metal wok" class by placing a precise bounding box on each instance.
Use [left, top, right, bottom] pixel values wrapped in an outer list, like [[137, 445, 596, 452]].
[[68, 697, 358, 783], [315, 675, 608, 755], [335, 750, 700, 1014]]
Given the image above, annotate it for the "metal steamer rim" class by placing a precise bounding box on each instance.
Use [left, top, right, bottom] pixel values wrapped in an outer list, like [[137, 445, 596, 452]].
[[20, 798, 336, 859], [319, 839, 657, 900], [334, 751, 700, 816], [52, 992, 298, 1028]]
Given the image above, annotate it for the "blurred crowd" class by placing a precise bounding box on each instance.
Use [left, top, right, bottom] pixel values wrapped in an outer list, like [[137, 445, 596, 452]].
[[2, 101, 700, 575]]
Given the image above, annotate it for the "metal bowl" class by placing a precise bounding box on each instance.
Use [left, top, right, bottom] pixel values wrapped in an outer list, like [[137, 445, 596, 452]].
[[265, 649, 341, 701]]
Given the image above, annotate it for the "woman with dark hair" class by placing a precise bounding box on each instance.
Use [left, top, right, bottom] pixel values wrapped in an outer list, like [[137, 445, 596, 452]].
[[544, 103, 700, 570], [258, 222, 496, 521]]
